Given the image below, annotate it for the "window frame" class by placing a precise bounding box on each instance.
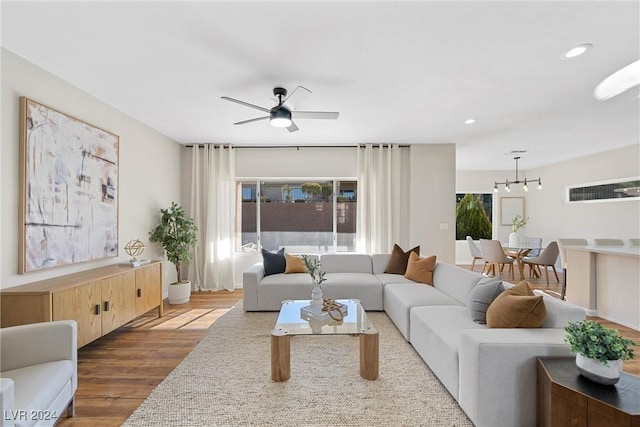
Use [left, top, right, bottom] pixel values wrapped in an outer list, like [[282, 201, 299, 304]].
[[236, 177, 357, 253]]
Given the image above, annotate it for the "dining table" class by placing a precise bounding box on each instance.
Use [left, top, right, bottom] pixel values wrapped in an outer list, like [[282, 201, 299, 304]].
[[503, 245, 541, 281]]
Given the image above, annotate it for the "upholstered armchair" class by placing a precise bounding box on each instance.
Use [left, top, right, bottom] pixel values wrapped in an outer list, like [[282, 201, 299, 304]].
[[1, 320, 77, 427]]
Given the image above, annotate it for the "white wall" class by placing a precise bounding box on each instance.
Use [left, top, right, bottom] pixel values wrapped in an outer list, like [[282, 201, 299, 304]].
[[410, 144, 456, 263], [455, 145, 640, 264], [1, 48, 183, 295]]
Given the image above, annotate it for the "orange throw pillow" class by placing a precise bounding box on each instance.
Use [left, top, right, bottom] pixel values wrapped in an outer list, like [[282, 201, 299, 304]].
[[384, 244, 420, 274], [486, 281, 546, 328], [284, 253, 307, 274], [404, 252, 437, 285]]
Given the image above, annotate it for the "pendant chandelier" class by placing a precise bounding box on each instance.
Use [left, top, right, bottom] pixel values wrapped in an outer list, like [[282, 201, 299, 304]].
[[494, 156, 542, 192]]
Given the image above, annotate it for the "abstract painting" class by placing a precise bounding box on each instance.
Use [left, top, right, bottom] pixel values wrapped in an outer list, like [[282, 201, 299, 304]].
[[20, 98, 119, 273]]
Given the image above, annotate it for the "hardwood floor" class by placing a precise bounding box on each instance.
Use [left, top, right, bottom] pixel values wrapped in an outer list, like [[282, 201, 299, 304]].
[[57, 291, 243, 427], [58, 270, 639, 426]]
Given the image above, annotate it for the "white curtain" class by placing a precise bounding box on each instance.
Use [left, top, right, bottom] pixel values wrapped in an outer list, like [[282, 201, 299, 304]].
[[188, 144, 236, 291], [356, 144, 407, 254]]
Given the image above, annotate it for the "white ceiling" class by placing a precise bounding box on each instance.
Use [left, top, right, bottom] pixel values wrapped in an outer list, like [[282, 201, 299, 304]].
[[1, 1, 639, 170]]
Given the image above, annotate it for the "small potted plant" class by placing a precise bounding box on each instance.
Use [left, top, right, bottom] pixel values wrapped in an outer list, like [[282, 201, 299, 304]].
[[149, 202, 198, 304], [564, 320, 637, 385], [508, 214, 528, 247]]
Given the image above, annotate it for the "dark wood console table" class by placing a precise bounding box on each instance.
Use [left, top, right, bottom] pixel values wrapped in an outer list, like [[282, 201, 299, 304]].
[[537, 357, 640, 427]]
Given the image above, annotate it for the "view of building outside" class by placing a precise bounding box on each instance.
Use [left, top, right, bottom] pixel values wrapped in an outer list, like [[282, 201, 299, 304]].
[[455, 193, 492, 240], [237, 180, 357, 252]]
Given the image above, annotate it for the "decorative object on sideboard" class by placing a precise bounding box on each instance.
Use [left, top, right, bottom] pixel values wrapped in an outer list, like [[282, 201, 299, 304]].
[[19, 97, 119, 273], [494, 156, 542, 192], [123, 238, 150, 267], [564, 320, 637, 385], [149, 202, 198, 304]]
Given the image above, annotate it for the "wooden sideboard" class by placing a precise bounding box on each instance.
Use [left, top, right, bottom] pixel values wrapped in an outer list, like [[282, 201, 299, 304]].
[[1, 261, 163, 347], [537, 357, 640, 427]]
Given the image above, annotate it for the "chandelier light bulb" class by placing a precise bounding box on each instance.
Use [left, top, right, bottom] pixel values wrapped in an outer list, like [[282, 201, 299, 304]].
[[538, 178, 542, 190], [494, 183, 499, 193], [523, 179, 528, 192]]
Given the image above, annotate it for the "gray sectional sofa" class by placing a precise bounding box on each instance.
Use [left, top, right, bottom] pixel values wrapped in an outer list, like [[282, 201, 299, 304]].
[[242, 253, 586, 427]]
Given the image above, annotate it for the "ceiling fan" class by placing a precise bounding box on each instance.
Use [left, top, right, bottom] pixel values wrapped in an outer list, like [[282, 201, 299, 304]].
[[221, 86, 339, 132]]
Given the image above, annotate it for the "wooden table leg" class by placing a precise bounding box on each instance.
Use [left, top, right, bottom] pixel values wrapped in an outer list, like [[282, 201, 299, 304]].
[[271, 329, 290, 382], [359, 328, 379, 380]]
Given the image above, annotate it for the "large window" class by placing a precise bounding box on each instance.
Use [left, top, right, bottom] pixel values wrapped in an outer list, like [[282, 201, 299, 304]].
[[237, 180, 357, 253]]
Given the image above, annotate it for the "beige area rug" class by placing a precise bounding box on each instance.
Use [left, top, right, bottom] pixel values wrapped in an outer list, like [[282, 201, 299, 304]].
[[123, 304, 473, 427]]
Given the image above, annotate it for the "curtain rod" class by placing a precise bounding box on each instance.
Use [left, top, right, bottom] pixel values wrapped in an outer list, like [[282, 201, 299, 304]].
[[184, 144, 410, 149]]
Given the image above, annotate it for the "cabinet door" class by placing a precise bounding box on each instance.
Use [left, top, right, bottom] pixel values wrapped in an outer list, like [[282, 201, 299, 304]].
[[101, 272, 137, 335], [135, 263, 162, 316], [52, 282, 102, 348]]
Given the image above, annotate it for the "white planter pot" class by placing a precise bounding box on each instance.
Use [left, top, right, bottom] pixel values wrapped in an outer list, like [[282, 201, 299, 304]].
[[576, 353, 622, 385], [168, 280, 191, 305], [508, 232, 520, 247]]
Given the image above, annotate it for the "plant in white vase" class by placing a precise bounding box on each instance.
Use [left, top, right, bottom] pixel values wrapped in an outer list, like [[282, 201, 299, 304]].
[[149, 202, 198, 304], [508, 214, 529, 247], [302, 255, 326, 313], [564, 320, 637, 385]]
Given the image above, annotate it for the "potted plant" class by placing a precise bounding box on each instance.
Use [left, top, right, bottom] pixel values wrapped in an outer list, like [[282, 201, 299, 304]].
[[508, 214, 528, 247], [564, 320, 637, 385], [149, 202, 198, 304]]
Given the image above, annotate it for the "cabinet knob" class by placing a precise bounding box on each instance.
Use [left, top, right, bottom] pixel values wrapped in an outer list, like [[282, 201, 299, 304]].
[[104, 301, 110, 312], [137, 288, 142, 297], [95, 304, 101, 315]]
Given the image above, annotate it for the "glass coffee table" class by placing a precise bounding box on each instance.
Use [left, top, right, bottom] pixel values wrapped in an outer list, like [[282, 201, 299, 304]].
[[270, 299, 379, 382]]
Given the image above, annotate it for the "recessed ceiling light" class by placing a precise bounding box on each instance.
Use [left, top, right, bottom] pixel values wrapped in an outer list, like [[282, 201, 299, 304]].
[[561, 43, 592, 59], [464, 119, 476, 125]]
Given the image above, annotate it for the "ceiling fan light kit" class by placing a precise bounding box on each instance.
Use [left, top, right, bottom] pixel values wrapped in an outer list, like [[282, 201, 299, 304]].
[[221, 86, 339, 133], [494, 156, 542, 192]]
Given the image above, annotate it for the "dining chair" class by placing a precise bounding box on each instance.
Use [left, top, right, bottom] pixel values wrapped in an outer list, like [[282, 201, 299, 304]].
[[592, 238, 624, 246], [557, 238, 589, 300], [479, 239, 514, 280], [466, 236, 487, 273], [629, 238, 640, 246], [523, 241, 560, 286]]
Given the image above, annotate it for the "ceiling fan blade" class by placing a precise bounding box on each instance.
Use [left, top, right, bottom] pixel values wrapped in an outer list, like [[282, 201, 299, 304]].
[[221, 96, 270, 113], [282, 86, 311, 111], [234, 116, 269, 125], [292, 111, 339, 120], [287, 121, 299, 132]]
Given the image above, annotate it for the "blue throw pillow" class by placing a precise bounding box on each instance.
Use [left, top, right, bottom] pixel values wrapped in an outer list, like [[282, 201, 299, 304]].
[[262, 248, 286, 276]]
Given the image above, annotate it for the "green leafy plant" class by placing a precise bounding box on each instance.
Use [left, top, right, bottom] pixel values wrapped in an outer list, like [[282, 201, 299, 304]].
[[149, 202, 198, 284], [301, 182, 322, 201], [302, 255, 326, 285], [511, 214, 528, 233], [564, 320, 637, 366], [456, 194, 491, 240]]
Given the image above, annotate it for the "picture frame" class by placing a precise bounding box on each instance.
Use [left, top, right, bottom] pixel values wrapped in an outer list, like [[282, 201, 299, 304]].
[[19, 97, 119, 273], [500, 197, 524, 226]]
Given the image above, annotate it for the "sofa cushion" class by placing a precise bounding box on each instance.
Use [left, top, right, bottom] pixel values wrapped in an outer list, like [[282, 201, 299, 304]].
[[384, 244, 420, 274], [285, 253, 307, 274], [467, 277, 504, 324], [320, 254, 373, 274], [372, 254, 390, 275], [322, 273, 383, 310], [262, 248, 286, 276], [383, 282, 464, 340], [375, 273, 415, 286], [2, 360, 73, 423], [432, 262, 484, 305], [487, 281, 547, 328], [404, 252, 436, 285], [409, 306, 485, 399]]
